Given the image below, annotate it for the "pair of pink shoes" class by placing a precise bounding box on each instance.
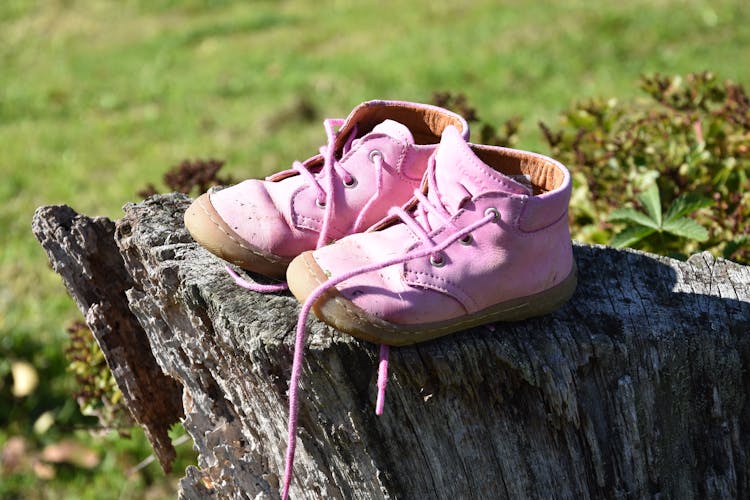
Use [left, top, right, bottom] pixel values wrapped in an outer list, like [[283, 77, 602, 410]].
[[184, 100, 576, 498]]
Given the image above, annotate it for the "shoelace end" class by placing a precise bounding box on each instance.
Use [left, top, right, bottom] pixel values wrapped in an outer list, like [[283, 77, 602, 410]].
[[376, 344, 390, 416], [225, 265, 289, 292]]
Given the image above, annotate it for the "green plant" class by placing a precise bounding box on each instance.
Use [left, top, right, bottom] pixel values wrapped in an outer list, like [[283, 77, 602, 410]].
[[607, 183, 711, 253], [138, 158, 233, 199], [540, 72, 750, 263], [65, 321, 132, 432]]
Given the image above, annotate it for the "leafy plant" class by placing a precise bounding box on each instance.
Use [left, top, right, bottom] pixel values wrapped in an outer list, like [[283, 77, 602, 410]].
[[539, 72, 750, 263], [433, 74, 749, 263], [607, 183, 711, 252], [138, 158, 233, 199], [65, 321, 132, 432]]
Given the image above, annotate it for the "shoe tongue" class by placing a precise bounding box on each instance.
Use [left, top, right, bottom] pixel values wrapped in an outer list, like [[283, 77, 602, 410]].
[[430, 126, 530, 214], [369, 119, 414, 144], [346, 119, 414, 155]]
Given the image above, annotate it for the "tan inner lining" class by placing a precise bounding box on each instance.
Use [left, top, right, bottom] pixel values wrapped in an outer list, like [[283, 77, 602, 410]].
[[472, 147, 564, 195], [347, 104, 465, 145]]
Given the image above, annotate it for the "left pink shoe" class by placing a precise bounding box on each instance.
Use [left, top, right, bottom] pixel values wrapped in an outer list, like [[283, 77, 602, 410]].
[[286, 124, 577, 345], [184, 100, 469, 278]]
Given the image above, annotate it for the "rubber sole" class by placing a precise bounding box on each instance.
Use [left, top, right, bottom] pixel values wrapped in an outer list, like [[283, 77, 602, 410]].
[[287, 251, 578, 346], [183, 193, 292, 278]]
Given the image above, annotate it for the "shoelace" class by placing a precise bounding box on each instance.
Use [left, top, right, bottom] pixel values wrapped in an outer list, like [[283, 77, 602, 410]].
[[281, 157, 501, 499], [228, 118, 386, 293], [223, 118, 394, 496]]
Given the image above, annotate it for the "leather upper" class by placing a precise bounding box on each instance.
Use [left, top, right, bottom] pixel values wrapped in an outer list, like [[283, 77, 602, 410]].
[[311, 126, 574, 325]]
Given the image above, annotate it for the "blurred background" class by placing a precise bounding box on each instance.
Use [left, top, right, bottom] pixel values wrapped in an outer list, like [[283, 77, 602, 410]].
[[1, 0, 748, 498]]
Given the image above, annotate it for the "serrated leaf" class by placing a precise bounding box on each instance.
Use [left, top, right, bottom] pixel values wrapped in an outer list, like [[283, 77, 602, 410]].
[[712, 168, 731, 188], [662, 217, 709, 241], [638, 184, 662, 227], [665, 193, 713, 222], [611, 225, 656, 248], [608, 208, 659, 228]]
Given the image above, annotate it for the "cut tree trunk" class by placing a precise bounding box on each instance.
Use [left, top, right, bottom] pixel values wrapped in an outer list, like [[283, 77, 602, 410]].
[[33, 193, 750, 499]]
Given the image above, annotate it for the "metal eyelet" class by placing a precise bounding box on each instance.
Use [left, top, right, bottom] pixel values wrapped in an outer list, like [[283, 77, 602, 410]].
[[316, 198, 327, 209], [369, 149, 383, 162], [459, 234, 473, 245], [429, 253, 445, 267], [343, 176, 358, 188], [484, 207, 500, 221]]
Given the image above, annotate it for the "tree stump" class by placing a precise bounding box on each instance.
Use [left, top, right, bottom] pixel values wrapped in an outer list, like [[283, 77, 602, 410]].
[[32, 194, 750, 499]]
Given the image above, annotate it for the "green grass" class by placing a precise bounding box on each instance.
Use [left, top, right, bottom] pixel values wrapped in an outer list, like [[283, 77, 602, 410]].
[[1, 0, 749, 495]]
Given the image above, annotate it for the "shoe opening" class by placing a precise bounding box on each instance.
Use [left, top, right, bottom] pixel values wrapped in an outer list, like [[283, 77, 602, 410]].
[[339, 102, 468, 146], [471, 145, 567, 195]]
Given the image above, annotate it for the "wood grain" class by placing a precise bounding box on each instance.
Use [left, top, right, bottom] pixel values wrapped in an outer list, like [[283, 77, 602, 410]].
[[33, 194, 750, 499]]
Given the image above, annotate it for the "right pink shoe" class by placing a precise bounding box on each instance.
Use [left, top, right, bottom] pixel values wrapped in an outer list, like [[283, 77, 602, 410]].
[[280, 124, 577, 498], [287, 124, 577, 345], [184, 100, 469, 278]]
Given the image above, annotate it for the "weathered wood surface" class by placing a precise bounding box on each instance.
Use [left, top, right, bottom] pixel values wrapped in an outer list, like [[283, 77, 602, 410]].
[[33, 193, 750, 499], [31, 204, 183, 471]]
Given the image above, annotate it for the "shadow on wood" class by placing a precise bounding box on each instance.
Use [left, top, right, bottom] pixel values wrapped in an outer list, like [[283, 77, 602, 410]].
[[33, 193, 750, 499]]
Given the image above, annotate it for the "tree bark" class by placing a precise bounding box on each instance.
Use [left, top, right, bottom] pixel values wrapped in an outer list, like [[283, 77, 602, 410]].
[[33, 193, 750, 499], [31, 204, 183, 471]]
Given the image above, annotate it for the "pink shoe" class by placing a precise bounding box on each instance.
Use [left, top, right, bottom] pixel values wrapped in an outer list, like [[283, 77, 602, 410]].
[[287, 124, 577, 344], [184, 100, 469, 278], [280, 125, 576, 498]]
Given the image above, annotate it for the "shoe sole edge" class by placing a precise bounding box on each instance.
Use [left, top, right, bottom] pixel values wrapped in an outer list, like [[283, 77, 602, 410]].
[[287, 252, 578, 346], [184, 193, 292, 278]]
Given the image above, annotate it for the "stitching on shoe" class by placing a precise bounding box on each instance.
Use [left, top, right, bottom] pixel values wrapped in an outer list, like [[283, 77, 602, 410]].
[[296, 212, 323, 225], [291, 185, 350, 237], [458, 141, 527, 195], [303, 255, 401, 334], [403, 269, 477, 311], [290, 185, 323, 238], [393, 137, 409, 181], [295, 213, 347, 239], [336, 135, 414, 184], [514, 196, 526, 228], [197, 197, 282, 263], [328, 256, 577, 336], [318, 259, 547, 338], [337, 285, 532, 337], [467, 193, 543, 238]]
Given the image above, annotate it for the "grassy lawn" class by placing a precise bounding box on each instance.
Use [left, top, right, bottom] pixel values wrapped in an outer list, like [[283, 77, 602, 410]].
[[1, 0, 748, 496]]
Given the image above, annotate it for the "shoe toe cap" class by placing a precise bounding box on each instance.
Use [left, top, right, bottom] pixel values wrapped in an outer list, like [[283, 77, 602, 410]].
[[184, 191, 291, 277]]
